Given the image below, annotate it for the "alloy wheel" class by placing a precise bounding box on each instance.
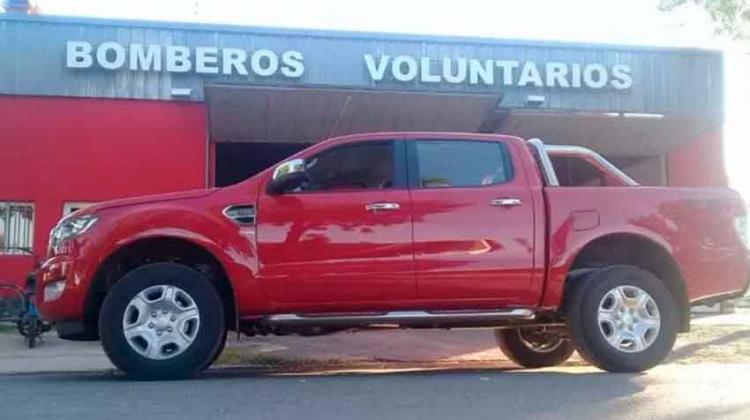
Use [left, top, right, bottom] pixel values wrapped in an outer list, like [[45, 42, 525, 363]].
[[597, 285, 661, 353], [122, 285, 201, 360]]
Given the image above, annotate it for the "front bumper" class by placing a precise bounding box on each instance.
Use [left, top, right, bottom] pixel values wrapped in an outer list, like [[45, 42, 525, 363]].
[[35, 255, 86, 322], [54, 320, 99, 341]]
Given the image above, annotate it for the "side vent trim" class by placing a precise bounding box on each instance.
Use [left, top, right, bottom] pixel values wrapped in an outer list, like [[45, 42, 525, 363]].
[[223, 204, 256, 225]]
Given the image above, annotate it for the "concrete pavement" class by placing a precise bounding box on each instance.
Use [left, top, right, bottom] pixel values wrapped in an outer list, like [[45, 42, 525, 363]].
[[1, 364, 749, 420], [1, 312, 749, 419], [0, 332, 111, 374]]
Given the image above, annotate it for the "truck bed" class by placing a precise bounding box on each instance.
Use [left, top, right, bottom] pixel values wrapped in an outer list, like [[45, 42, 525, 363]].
[[542, 186, 749, 308]]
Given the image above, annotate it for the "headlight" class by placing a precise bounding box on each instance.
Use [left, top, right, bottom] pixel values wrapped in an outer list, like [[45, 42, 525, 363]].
[[44, 280, 66, 302], [736, 213, 748, 248], [49, 215, 98, 252]]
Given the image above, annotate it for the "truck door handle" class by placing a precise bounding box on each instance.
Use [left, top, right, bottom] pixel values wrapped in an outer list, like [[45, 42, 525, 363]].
[[490, 198, 522, 207], [365, 202, 400, 212]]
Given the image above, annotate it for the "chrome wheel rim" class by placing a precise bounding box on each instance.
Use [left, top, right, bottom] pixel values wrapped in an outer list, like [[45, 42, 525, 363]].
[[597, 285, 660, 353], [122, 285, 201, 360], [517, 327, 566, 353]]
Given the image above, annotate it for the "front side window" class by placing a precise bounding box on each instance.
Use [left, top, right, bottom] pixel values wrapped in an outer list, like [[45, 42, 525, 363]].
[[0, 202, 34, 254], [303, 141, 395, 192], [414, 140, 513, 188]]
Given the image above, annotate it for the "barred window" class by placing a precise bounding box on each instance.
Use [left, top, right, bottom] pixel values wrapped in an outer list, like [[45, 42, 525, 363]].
[[0, 202, 34, 254]]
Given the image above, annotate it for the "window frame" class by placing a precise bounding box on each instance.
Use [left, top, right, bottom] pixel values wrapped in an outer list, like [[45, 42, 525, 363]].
[[282, 139, 408, 195], [0, 201, 35, 255], [406, 138, 515, 190]]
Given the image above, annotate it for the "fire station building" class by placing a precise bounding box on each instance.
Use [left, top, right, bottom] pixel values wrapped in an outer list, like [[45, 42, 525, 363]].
[[0, 13, 727, 285]]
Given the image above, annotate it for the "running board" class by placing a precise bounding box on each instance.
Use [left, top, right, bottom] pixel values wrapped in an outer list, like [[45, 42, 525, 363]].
[[261, 309, 535, 330]]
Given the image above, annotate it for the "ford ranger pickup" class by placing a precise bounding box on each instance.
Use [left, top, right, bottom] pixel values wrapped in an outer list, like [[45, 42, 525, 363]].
[[36, 132, 750, 379]]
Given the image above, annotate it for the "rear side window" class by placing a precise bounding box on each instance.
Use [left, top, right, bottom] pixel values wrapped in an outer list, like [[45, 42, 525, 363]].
[[550, 156, 606, 187], [413, 140, 513, 188]]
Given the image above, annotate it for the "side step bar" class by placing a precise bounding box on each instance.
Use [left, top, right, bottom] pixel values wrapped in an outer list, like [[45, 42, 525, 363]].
[[261, 309, 535, 330]]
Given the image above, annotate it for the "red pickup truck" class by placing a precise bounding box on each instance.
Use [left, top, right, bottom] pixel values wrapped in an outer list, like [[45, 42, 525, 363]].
[[37, 132, 749, 379]]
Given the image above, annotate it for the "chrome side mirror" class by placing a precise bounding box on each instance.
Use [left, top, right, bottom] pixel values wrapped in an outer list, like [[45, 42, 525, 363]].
[[268, 158, 307, 194]]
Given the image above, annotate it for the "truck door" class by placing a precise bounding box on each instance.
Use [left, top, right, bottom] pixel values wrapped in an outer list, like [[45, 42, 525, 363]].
[[407, 138, 537, 306], [256, 139, 416, 305]]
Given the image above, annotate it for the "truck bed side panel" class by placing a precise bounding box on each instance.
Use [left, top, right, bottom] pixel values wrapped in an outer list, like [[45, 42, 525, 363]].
[[540, 187, 749, 309]]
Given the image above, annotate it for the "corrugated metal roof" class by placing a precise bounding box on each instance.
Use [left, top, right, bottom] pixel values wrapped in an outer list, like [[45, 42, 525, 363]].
[[0, 13, 724, 54], [0, 14, 724, 119]]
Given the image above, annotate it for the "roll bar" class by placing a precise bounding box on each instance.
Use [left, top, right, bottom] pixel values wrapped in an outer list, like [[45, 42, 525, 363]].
[[527, 138, 560, 187], [527, 138, 639, 187]]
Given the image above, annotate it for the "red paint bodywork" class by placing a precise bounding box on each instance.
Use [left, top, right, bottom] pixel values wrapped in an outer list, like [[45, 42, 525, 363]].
[[35, 132, 750, 325], [409, 138, 542, 307], [542, 187, 749, 308]]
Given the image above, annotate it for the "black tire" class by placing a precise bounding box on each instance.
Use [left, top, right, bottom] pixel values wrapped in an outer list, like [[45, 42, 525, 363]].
[[203, 328, 228, 369], [99, 262, 226, 380], [26, 318, 38, 349], [565, 265, 679, 373], [17, 317, 47, 338], [16, 321, 29, 337], [495, 327, 575, 368]]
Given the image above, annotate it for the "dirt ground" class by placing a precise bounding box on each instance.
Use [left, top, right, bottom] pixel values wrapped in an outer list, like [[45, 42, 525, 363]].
[[1, 309, 749, 374], [214, 311, 750, 371], [669, 325, 750, 364]]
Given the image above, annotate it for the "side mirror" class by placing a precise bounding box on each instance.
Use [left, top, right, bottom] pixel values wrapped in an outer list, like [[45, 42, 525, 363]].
[[268, 158, 307, 194]]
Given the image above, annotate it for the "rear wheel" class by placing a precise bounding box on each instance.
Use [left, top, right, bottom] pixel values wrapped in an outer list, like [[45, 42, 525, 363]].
[[99, 263, 225, 380], [494, 327, 575, 368], [565, 265, 679, 372]]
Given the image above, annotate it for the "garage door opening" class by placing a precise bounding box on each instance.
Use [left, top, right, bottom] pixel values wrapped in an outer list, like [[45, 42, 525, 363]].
[[215, 142, 311, 187], [205, 84, 504, 188]]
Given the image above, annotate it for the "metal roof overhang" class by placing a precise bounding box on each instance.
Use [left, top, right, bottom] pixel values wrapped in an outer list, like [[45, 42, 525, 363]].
[[205, 85, 503, 144], [498, 111, 716, 156], [205, 85, 716, 156]]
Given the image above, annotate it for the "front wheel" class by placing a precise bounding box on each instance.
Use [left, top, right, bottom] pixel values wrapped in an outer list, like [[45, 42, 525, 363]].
[[494, 327, 575, 368], [99, 263, 226, 380]]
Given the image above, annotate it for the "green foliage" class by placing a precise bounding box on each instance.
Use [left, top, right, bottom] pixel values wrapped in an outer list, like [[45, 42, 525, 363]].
[[660, 0, 750, 39]]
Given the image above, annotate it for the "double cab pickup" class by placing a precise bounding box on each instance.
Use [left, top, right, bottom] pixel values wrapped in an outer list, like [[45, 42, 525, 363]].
[[37, 132, 749, 379]]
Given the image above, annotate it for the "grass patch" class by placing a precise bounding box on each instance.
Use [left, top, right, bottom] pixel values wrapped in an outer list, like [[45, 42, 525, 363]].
[[735, 296, 750, 308], [215, 348, 360, 371], [0, 322, 17, 334], [216, 349, 288, 367]]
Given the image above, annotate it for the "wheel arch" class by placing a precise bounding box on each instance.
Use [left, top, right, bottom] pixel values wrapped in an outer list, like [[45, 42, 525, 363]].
[[83, 235, 237, 338], [563, 232, 690, 332]]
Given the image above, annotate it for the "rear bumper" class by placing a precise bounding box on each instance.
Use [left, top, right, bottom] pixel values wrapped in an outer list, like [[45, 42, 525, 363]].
[[691, 271, 750, 307]]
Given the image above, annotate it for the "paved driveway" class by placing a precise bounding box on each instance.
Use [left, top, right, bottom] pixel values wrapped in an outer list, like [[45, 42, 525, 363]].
[[1, 312, 750, 419]]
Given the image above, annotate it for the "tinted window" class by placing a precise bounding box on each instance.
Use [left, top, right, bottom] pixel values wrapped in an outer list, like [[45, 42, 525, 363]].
[[414, 140, 512, 188], [303, 141, 394, 191], [550, 156, 605, 187]]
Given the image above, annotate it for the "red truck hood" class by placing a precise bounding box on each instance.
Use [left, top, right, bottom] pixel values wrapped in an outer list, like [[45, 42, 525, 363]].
[[78, 189, 217, 215]]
